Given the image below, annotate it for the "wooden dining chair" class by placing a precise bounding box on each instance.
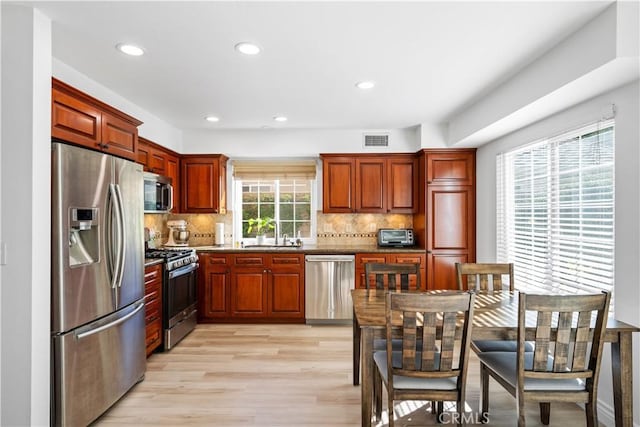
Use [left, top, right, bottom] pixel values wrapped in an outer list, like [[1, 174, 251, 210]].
[[365, 262, 422, 291], [353, 263, 422, 386], [456, 262, 534, 354], [478, 291, 611, 427], [373, 291, 476, 427]]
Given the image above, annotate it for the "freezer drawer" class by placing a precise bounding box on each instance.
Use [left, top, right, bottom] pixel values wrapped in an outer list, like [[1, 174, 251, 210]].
[[52, 301, 146, 426], [305, 255, 355, 323]]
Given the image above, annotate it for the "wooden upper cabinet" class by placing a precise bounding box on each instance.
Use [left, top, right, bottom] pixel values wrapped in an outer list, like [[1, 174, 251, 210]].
[[322, 156, 355, 213], [165, 153, 180, 213], [355, 158, 386, 213], [321, 153, 418, 214], [137, 137, 181, 212], [51, 88, 102, 148], [387, 156, 418, 213], [426, 151, 475, 186], [51, 78, 141, 161], [181, 155, 228, 213]]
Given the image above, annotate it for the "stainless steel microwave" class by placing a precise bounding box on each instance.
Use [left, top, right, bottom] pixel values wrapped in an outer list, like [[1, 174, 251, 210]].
[[143, 172, 173, 213], [377, 228, 415, 247]]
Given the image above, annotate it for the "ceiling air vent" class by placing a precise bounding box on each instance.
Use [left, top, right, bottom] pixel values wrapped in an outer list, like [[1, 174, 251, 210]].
[[363, 133, 390, 149]]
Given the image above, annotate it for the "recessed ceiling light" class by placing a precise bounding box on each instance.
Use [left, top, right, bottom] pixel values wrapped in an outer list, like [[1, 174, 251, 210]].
[[235, 42, 261, 55], [273, 116, 288, 122], [356, 81, 375, 90], [205, 116, 220, 123], [116, 43, 144, 56]]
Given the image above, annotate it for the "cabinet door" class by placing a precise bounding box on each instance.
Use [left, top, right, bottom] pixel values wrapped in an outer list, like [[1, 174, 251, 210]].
[[199, 255, 230, 320], [426, 186, 475, 289], [268, 255, 304, 319], [322, 157, 355, 213], [426, 152, 475, 186], [52, 88, 102, 149], [230, 268, 268, 317], [387, 156, 418, 213], [137, 139, 151, 169], [101, 112, 138, 161], [388, 253, 426, 290], [166, 154, 180, 213], [427, 253, 468, 290], [355, 253, 387, 289], [148, 148, 166, 175], [355, 158, 386, 213], [182, 157, 220, 213]]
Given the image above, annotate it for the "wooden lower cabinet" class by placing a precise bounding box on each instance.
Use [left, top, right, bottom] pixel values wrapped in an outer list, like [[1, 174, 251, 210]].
[[198, 254, 231, 319], [198, 253, 304, 322], [269, 255, 304, 318], [355, 252, 426, 290], [144, 263, 163, 356]]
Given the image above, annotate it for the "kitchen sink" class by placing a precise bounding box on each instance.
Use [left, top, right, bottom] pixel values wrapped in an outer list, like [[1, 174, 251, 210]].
[[242, 244, 302, 250]]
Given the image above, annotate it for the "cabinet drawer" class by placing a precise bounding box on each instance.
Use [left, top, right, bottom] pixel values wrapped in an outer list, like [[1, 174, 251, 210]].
[[145, 296, 161, 323], [145, 319, 162, 355], [392, 255, 424, 264], [144, 264, 162, 283], [205, 255, 228, 265], [270, 254, 303, 266], [233, 254, 268, 267]]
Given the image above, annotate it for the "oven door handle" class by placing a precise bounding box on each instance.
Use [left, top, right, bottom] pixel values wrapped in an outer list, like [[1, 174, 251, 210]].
[[168, 262, 199, 279]]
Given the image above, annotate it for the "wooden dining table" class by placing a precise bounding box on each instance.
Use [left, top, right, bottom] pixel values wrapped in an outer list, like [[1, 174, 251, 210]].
[[352, 288, 640, 427]]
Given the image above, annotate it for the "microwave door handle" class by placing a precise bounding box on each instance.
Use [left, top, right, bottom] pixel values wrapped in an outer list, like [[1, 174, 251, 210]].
[[167, 183, 174, 212]]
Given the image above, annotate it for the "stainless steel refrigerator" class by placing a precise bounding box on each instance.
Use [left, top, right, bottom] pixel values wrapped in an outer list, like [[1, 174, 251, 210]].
[[51, 142, 146, 426]]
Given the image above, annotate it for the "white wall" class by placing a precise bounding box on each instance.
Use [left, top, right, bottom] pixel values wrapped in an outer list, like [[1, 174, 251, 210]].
[[0, 5, 51, 425], [52, 59, 184, 152], [476, 80, 640, 426], [182, 127, 420, 157]]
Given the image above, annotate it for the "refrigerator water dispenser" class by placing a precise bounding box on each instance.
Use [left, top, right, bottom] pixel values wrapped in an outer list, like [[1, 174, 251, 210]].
[[69, 207, 99, 266]]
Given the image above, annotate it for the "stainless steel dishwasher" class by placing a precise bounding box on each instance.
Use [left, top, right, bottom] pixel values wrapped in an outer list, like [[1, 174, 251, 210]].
[[305, 255, 355, 323]]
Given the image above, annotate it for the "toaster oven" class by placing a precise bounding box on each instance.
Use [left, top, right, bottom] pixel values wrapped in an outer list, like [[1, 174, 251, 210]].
[[377, 228, 415, 247]]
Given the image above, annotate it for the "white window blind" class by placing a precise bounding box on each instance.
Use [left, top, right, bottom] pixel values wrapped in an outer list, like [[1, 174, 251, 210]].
[[497, 120, 615, 300]]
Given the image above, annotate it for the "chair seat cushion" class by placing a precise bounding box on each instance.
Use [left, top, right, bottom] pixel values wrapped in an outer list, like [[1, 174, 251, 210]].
[[472, 340, 535, 353], [477, 351, 586, 391], [373, 351, 458, 390]]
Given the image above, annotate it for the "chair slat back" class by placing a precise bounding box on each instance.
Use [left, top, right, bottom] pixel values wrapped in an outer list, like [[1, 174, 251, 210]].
[[518, 292, 610, 383], [365, 263, 421, 291], [456, 263, 514, 292], [385, 292, 475, 386]]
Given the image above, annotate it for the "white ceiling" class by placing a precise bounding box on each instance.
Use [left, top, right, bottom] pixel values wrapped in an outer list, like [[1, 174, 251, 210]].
[[31, 1, 613, 132]]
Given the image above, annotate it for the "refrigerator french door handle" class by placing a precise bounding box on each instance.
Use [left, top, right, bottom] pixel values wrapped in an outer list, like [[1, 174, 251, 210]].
[[106, 184, 117, 289], [114, 184, 127, 287], [75, 302, 144, 340], [108, 184, 124, 289]]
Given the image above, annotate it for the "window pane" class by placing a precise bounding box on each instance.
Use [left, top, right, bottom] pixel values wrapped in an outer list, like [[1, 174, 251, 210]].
[[497, 121, 615, 305], [238, 178, 314, 240]]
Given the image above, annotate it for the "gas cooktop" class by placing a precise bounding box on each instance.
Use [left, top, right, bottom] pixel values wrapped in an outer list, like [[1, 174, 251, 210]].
[[145, 249, 193, 259]]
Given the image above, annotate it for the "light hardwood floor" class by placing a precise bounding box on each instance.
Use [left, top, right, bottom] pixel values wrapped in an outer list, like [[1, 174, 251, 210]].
[[95, 324, 598, 426]]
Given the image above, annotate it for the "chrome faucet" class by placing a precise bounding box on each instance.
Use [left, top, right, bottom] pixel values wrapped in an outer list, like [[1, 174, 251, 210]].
[[282, 234, 289, 246]]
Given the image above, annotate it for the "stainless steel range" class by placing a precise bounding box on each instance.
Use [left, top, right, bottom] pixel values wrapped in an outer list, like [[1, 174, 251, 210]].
[[145, 248, 199, 350]]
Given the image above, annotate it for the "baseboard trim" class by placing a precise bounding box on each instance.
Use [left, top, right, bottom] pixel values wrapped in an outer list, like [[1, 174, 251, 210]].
[[595, 399, 640, 427], [597, 399, 615, 427]]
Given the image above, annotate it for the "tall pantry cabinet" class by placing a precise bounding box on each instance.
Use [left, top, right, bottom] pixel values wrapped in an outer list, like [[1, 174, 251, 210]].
[[414, 150, 476, 290]]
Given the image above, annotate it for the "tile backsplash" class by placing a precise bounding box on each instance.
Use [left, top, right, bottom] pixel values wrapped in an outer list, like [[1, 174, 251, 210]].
[[316, 213, 413, 246], [145, 211, 413, 247]]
